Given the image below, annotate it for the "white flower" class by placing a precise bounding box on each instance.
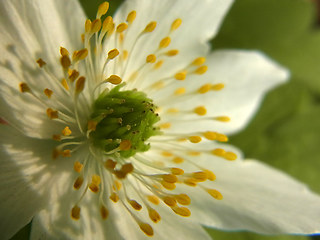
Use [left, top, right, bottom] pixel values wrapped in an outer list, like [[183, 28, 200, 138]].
[[0, 0, 319, 239]]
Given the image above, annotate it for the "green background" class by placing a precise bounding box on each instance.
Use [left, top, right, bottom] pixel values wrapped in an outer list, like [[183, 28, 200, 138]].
[[11, 0, 320, 239]]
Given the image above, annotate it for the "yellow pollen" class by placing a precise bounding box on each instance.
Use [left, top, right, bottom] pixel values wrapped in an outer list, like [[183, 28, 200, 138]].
[[171, 168, 184, 175], [75, 76, 86, 93], [174, 87, 185, 95], [171, 18, 182, 31], [110, 192, 119, 202], [92, 175, 101, 185], [106, 75, 122, 85], [60, 55, 71, 69], [97, 2, 109, 18], [119, 140, 132, 151], [192, 171, 208, 182], [116, 23, 128, 33], [36, 58, 46, 67], [161, 180, 176, 190], [100, 205, 109, 220], [139, 222, 154, 237], [166, 49, 179, 56], [126, 10, 136, 24], [43, 88, 53, 98], [19, 82, 30, 93], [159, 37, 171, 48], [225, 151, 237, 161], [162, 174, 178, 183], [204, 169, 216, 181], [159, 122, 171, 129], [211, 148, 225, 157], [46, 108, 59, 119], [60, 78, 69, 91], [87, 120, 97, 131], [217, 133, 228, 142], [174, 71, 187, 80], [194, 106, 207, 116], [146, 54, 156, 63], [121, 163, 134, 174], [203, 131, 217, 140], [144, 21, 157, 33], [129, 200, 142, 211], [73, 49, 88, 62], [206, 189, 223, 200], [198, 83, 212, 94], [195, 65, 208, 75], [71, 205, 81, 220], [212, 83, 225, 91], [52, 134, 61, 141], [89, 183, 99, 193], [102, 16, 113, 33], [188, 136, 202, 143], [161, 151, 173, 157], [192, 57, 206, 66], [108, 49, 120, 59], [154, 60, 164, 70], [163, 196, 177, 207], [61, 149, 71, 157], [62, 126, 72, 136], [69, 69, 79, 82], [60, 47, 69, 57], [104, 159, 117, 169], [85, 19, 92, 33], [175, 194, 191, 205], [214, 116, 231, 122], [113, 180, 122, 191], [148, 208, 161, 223], [91, 19, 102, 33], [147, 195, 160, 205], [73, 176, 84, 190], [74, 161, 83, 173], [172, 156, 184, 163], [114, 170, 127, 179], [183, 179, 197, 187], [172, 206, 191, 217]]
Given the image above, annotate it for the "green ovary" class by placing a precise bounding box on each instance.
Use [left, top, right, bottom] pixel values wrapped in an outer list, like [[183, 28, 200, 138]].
[[89, 84, 161, 158]]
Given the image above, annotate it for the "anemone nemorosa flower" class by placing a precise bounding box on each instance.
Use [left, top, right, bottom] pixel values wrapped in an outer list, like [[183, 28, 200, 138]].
[[1, 0, 320, 239]]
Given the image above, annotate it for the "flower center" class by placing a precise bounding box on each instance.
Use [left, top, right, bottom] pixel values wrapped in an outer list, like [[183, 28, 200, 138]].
[[88, 84, 160, 158]]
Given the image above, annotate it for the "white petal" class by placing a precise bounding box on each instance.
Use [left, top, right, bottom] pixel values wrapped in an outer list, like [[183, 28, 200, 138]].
[[157, 50, 289, 135], [187, 156, 320, 234]]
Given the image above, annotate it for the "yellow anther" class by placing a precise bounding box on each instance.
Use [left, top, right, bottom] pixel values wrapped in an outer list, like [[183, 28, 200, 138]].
[[129, 200, 142, 210], [195, 65, 208, 75], [110, 192, 119, 202], [175, 194, 191, 205], [74, 161, 83, 173], [183, 179, 197, 187], [171, 168, 184, 175], [52, 134, 61, 141], [75, 76, 85, 93], [174, 87, 185, 95], [100, 205, 109, 220], [19, 82, 30, 93], [214, 116, 231, 122], [87, 120, 97, 132], [192, 57, 206, 66], [198, 83, 212, 94], [61, 78, 69, 91], [217, 133, 228, 142], [188, 151, 201, 156], [61, 150, 71, 157], [159, 122, 171, 129], [97, 2, 109, 18], [73, 176, 84, 190], [167, 108, 179, 114], [146, 54, 156, 63], [161, 180, 176, 190], [60, 55, 71, 69], [203, 131, 217, 140], [194, 106, 207, 116], [106, 75, 122, 85], [159, 37, 171, 48], [161, 151, 173, 157], [60, 47, 69, 57], [211, 148, 226, 157], [73, 49, 88, 62], [89, 182, 99, 193], [69, 69, 79, 82], [62, 126, 72, 136], [204, 169, 216, 181], [71, 205, 81, 220], [44, 88, 53, 98], [85, 19, 92, 33], [144, 21, 157, 33], [113, 180, 122, 191], [119, 140, 132, 151], [212, 83, 225, 91], [147, 195, 160, 205], [192, 171, 208, 182], [225, 151, 237, 161], [126, 10, 136, 24], [114, 170, 127, 179], [162, 174, 178, 183], [108, 49, 120, 59], [163, 196, 177, 207], [148, 208, 161, 223], [139, 222, 154, 237], [171, 18, 182, 31], [166, 49, 179, 56], [121, 163, 134, 174], [46, 108, 58, 119], [104, 159, 116, 169], [174, 71, 187, 80], [92, 174, 101, 185], [207, 189, 223, 200], [172, 156, 184, 164], [189, 136, 202, 143], [91, 19, 102, 33], [102, 16, 113, 33], [116, 23, 128, 33], [36, 58, 46, 68], [172, 206, 191, 217], [154, 60, 164, 69]]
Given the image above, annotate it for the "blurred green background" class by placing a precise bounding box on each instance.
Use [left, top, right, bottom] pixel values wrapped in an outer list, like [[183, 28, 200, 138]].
[[11, 0, 320, 239]]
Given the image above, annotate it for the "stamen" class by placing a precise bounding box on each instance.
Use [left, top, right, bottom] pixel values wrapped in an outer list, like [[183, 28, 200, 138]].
[[110, 192, 119, 202], [214, 116, 230, 122], [192, 57, 206, 66], [194, 106, 207, 116], [46, 108, 59, 119], [174, 87, 186, 96], [146, 54, 156, 63], [73, 49, 88, 62], [211, 148, 237, 161], [206, 189, 223, 200], [166, 49, 179, 56], [148, 208, 161, 223], [126, 11, 137, 24], [97, 2, 109, 18], [85, 19, 92, 33], [100, 205, 109, 220], [170, 168, 184, 175], [188, 136, 202, 143], [159, 37, 171, 48], [60, 55, 71, 70], [174, 71, 187, 80], [139, 222, 154, 237], [108, 49, 120, 59], [143, 21, 157, 33], [116, 23, 128, 33], [147, 195, 160, 205], [171, 18, 182, 31], [74, 176, 84, 190], [19, 82, 31, 93], [60, 47, 69, 57], [62, 126, 72, 136], [172, 206, 191, 217], [104, 159, 117, 169], [61, 79, 69, 91], [44, 88, 53, 98], [174, 194, 191, 205], [71, 205, 81, 220], [75, 76, 86, 94], [91, 19, 102, 33], [194, 65, 208, 75], [74, 161, 83, 173], [128, 199, 142, 211], [106, 75, 122, 85], [36, 58, 46, 67]]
